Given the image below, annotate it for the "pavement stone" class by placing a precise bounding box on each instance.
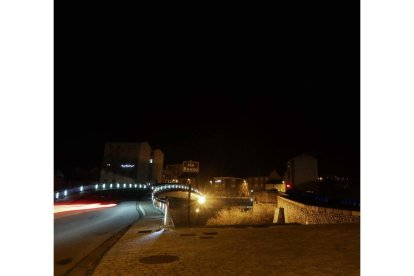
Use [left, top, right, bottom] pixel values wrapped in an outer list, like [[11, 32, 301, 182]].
[[92, 203, 360, 275]]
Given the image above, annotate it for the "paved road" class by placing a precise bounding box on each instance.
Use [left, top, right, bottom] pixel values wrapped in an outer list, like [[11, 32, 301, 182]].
[[54, 200, 142, 275]]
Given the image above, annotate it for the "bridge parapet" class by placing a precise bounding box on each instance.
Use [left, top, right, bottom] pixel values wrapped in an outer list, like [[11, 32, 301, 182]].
[[151, 184, 205, 229], [274, 195, 360, 224], [53, 182, 150, 200]]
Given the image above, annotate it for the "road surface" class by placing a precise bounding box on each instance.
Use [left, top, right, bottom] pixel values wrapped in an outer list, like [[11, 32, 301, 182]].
[[54, 200, 142, 275]]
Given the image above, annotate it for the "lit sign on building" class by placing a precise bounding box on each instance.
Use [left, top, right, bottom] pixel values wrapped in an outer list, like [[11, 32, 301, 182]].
[[121, 164, 135, 168], [182, 161, 199, 173]]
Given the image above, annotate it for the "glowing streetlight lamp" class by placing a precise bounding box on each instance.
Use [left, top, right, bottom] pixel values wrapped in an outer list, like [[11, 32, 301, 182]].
[[198, 196, 206, 204]]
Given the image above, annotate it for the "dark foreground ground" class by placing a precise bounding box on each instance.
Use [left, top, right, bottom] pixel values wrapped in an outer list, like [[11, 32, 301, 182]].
[[92, 206, 360, 275]]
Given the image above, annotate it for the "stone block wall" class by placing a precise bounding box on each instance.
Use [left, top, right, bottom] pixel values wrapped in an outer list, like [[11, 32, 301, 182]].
[[274, 196, 360, 224], [254, 190, 278, 204]]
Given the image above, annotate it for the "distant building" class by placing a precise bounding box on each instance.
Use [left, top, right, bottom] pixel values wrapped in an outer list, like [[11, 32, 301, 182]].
[[162, 164, 183, 183], [161, 161, 200, 189], [210, 177, 248, 197], [54, 170, 65, 191], [247, 170, 286, 192], [100, 142, 164, 184], [264, 170, 286, 192], [285, 154, 318, 192], [318, 175, 352, 191], [247, 176, 268, 191], [150, 149, 164, 183]]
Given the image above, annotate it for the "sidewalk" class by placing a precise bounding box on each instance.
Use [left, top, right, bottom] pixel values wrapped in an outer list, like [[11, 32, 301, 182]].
[[92, 204, 360, 275]]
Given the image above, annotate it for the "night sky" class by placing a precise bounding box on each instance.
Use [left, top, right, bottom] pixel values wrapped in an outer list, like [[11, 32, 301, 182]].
[[55, 2, 360, 182]]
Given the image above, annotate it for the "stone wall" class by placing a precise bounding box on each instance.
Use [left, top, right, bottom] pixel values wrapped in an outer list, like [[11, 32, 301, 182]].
[[254, 190, 278, 204], [274, 196, 360, 224]]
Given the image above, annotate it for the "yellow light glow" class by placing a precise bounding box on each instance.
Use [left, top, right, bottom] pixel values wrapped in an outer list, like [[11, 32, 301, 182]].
[[195, 208, 200, 213], [198, 196, 206, 204]]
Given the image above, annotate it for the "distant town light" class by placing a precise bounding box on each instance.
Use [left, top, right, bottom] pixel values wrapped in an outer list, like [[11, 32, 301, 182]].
[[80, 186, 83, 192], [117, 183, 120, 188], [103, 184, 106, 189], [55, 192, 59, 199], [95, 184, 98, 190], [195, 208, 200, 213], [64, 190, 67, 196], [106, 163, 111, 167], [149, 159, 153, 163], [215, 179, 222, 183], [123, 183, 126, 188]]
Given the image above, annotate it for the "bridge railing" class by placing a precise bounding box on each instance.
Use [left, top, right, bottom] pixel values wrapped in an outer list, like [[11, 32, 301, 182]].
[[54, 182, 150, 201], [151, 183, 204, 229]]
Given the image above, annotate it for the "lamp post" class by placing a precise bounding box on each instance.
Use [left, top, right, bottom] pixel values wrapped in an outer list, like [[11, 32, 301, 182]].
[[187, 183, 192, 226]]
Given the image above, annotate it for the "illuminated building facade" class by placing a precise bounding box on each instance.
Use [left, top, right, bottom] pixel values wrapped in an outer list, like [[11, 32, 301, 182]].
[[100, 142, 164, 184]]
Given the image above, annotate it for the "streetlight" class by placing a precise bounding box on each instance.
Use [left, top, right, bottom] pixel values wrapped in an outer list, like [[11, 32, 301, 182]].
[[198, 195, 206, 204]]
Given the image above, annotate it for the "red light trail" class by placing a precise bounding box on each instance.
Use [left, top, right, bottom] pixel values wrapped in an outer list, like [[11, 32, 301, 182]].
[[54, 203, 117, 214]]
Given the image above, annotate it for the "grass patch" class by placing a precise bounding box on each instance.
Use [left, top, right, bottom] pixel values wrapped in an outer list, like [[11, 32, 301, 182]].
[[206, 205, 274, 226]]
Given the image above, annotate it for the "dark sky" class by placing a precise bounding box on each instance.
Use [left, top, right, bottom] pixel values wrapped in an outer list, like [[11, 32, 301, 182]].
[[55, 2, 360, 182]]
